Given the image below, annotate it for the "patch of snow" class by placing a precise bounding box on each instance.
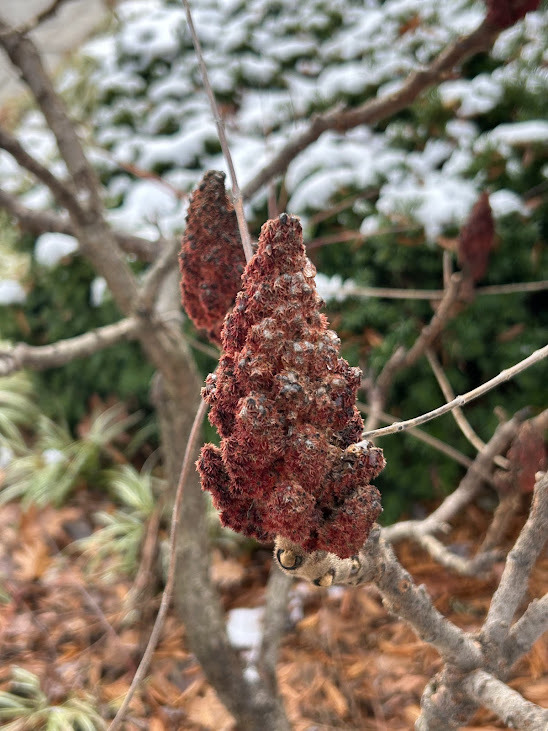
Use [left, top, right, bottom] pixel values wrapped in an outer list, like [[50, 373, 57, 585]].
[[0, 280, 26, 305], [107, 180, 186, 237], [377, 173, 478, 241], [34, 233, 79, 268], [42, 448, 66, 465], [0, 446, 14, 469], [489, 190, 528, 218], [226, 607, 264, 650], [90, 277, 108, 307], [482, 121, 548, 147], [315, 273, 357, 303], [439, 74, 503, 116]]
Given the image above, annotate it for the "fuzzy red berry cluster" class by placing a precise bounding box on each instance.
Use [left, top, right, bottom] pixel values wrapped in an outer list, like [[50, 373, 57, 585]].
[[458, 192, 495, 283], [179, 171, 246, 345], [485, 0, 540, 28], [198, 214, 384, 558]]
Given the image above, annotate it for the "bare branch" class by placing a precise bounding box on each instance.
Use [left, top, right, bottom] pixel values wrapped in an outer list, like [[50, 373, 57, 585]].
[[426, 347, 486, 453], [479, 492, 522, 554], [137, 237, 179, 315], [258, 567, 291, 689], [463, 669, 548, 730], [425, 348, 510, 472], [0, 317, 140, 377], [0, 16, 101, 208], [9, 0, 77, 35], [361, 343, 548, 439], [503, 593, 548, 668], [242, 19, 498, 198], [0, 125, 82, 219], [108, 398, 208, 731], [482, 471, 548, 648], [383, 415, 522, 543], [365, 273, 464, 431], [0, 186, 162, 262], [339, 281, 548, 301], [381, 274, 463, 391], [414, 533, 502, 577], [356, 401, 476, 472], [276, 528, 483, 670], [181, 0, 253, 264], [477, 280, 548, 296]]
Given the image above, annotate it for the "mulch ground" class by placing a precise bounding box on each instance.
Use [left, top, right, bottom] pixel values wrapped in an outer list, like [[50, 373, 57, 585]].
[[0, 491, 546, 730]]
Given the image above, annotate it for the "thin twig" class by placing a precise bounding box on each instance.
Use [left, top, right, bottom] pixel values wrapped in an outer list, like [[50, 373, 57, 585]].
[[361, 343, 548, 439], [414, 534, 502, 577], [181, 0, 252, 264], [383, 415, 522, 543], [356, 401, 477, 473], [323, 280, 548, 300], [482, 471, 548, 649], [425, 348, 510, 471], [365, 273, 464, 431], [108, 398, 208, 731], [503, 593, 548, 668]]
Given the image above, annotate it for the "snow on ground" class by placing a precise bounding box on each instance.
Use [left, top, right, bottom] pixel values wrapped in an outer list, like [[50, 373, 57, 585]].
[[226, 607, 264, 650]]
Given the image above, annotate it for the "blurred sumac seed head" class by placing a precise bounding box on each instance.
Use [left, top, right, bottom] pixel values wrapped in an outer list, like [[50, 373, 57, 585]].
[[495, 421, 546, 494], [485, 0, 541, 29], [458, 192, 495, 283], [179, 170, 246, 345]]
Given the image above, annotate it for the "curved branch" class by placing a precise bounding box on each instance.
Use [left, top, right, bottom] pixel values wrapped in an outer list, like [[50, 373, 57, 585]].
[[0, 318, 140, 377], [383, 414, 522, 543], [0, 16, 101, 208], [182, 0, 253, 263], [503, 593, 548, 668], [463, 670, 548, 730], [0, 125, 82, 219], [108, 398, 208, 731], [482, 471, 548, 648]]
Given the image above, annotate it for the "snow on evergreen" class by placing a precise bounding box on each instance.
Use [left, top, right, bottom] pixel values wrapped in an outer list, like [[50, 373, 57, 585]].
[[0, 0, 546, 251]]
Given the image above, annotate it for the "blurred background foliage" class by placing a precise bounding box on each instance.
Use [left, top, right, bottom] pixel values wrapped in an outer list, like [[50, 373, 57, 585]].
[[0, 0, 546, 523]]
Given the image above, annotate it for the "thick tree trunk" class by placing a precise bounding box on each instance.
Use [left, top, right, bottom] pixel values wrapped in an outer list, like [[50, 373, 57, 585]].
[[153, 363, 289, 730]]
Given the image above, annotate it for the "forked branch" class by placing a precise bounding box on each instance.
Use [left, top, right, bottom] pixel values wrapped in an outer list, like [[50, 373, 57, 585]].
[[361, 343, 548, 439]]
